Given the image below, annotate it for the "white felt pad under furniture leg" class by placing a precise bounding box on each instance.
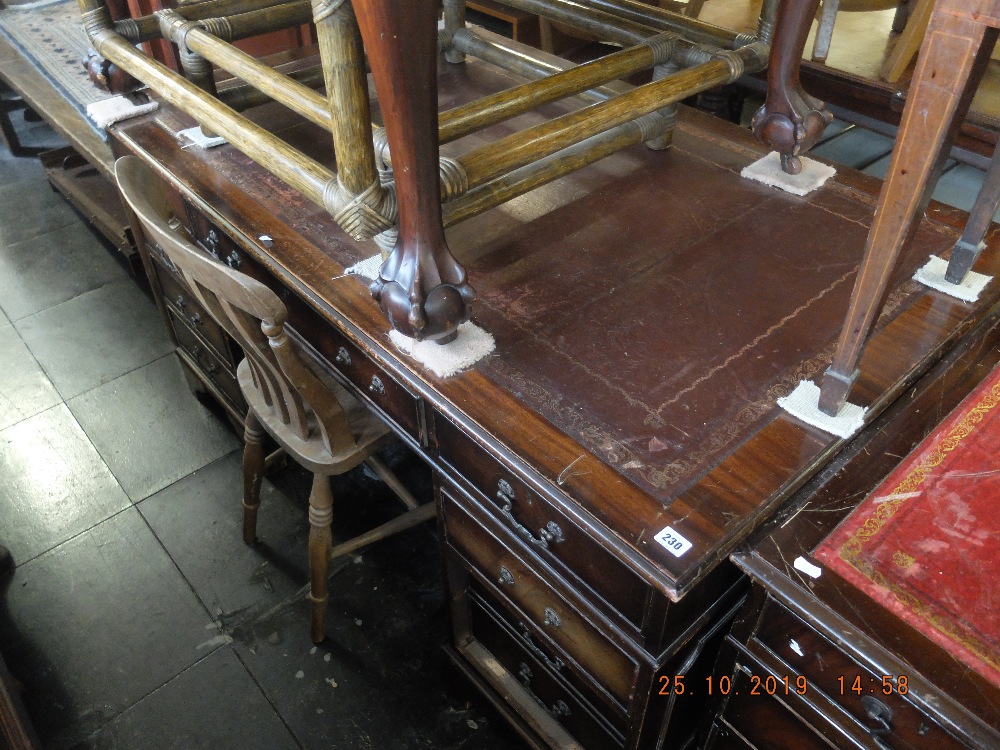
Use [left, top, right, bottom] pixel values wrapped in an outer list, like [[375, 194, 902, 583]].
[[86, 95, 159, 128], [178, 126, 227, 149], [346, 254, 384, 280], [741, 152, 837, 197], [777, 380, 866, 439], [389, 322, 495, 379], [913, 255, 992, 302]]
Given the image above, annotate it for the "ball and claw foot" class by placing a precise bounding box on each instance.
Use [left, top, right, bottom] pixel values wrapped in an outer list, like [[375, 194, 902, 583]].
[[370, 249, 475, 344], [753, 88, 834, 176]]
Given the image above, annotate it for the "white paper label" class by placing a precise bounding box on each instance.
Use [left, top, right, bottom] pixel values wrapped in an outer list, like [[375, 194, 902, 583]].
[[793, 556, 822, 579], [654, 526, 693, 557]]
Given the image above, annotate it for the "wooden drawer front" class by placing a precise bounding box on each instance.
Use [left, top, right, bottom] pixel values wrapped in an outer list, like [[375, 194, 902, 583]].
[[168, 308, 245, 411], [467, 589, 626, 749], [435, 415, 649, 631], [180, 204, 424, 443], [718, 668, 831, 750], [320, 331, 423, 442], [154, 254, 237, 368], [186, 210, 246, 270], [705, 721, 757, 750], [443, 485, 639, 710], [752, 600, 970, 750]]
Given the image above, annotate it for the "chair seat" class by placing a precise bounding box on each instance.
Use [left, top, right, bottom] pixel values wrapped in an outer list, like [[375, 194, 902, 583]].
[[238, 356, 391, 475]]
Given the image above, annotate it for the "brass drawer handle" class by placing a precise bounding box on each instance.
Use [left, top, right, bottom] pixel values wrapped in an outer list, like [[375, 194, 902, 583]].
[[497, 480, 566, 551], [517, 663, 572, 720], [203, 229, 219, 254], [547, 700, 571, 720], [189, 346, 218, 374], [517, 662, 533, 689], [498, 566, 515, 587], [175, 295, 186, 309], [369, 375, 385, 395], [225, 250, 241, 268], [188, 312, 202, 327], [543, 608, 561, 629], [860, 696, 893, 749], [517, 623, 564, 672], [335, 347, 352, 367]]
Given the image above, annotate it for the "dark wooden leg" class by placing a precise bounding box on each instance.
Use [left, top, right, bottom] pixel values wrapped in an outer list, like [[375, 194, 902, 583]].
[[752, 0, 833, 174], [242, 409, 265, 544], [352, 0, 475, 343], [945, 141, 1000, 283], [307, 473, 333, 644], [818, 15, 997, 416]]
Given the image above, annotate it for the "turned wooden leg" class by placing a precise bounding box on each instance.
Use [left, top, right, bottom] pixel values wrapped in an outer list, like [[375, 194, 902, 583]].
[[307, 473, 334, 644], [818, 15, 997, 416], [752, 0, 834, 174], [352, 0, 475, 343], [242, 410, 265, 545], [946, 142, 1000, 284], [812, 0, 839, 63]]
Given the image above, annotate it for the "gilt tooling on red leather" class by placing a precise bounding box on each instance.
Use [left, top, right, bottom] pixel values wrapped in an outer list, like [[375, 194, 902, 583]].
[[818, 368, 1000, 688]]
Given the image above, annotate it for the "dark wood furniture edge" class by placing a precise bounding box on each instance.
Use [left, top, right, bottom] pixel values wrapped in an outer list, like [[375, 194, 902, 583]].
[[729, 550, 999, 749], [725, 291, 1000, 743], [108, 101, 1000, 605], [0, 648, 39, 750]]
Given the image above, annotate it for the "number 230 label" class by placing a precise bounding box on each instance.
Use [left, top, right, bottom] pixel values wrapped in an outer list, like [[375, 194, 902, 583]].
[[654, 526, 692, 557]]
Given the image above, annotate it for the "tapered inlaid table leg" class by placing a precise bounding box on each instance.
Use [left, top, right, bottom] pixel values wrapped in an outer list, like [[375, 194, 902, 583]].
[[945, 140, 1000, 284], [752, 0, 833, 174], [818, 5, 998, 416], [352, 0, 474, 343]]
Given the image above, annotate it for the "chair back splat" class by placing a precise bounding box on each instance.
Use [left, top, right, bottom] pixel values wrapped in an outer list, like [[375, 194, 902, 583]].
[[115, 156, 355, 461]]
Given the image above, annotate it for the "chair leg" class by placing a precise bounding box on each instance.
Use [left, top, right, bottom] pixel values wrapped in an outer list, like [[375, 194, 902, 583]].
[[812, 0, 839, 63], [307, 473, 334, 644], [819, 14, 996, 415], [242, 410, 266, 544]]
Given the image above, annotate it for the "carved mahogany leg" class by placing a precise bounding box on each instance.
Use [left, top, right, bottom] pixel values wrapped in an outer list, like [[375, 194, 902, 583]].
[[242, 409, 265, 544], [352, 0, 474, 343], [945, 141, 1000, 284], [752, 0, 833, 174], [818, 14, 997, 416], [307, 473, 334, 643]]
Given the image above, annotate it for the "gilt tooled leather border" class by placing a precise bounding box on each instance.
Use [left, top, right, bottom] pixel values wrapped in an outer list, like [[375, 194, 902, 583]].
[[835, 378, 1000, 675]]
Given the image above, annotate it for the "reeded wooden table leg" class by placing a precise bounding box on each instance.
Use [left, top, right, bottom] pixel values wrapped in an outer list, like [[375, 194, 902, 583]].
[[752, 0, 833, 174], [818, 9, 998, 416], [352, 0, 475, 343]]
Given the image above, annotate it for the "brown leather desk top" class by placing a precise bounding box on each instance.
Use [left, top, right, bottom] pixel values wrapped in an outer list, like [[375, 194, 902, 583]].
[[111, 55, 1000, 601]]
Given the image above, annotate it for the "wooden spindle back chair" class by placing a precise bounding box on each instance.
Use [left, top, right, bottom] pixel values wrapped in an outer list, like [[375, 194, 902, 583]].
[[115, 156, 435, 643]]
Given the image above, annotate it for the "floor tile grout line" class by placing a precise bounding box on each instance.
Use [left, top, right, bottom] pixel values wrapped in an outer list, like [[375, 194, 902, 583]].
[[8, 503, 135, 570], [2, 271, 137, 326], [78, 646, 234, 745], [231, 646, 310, 750]]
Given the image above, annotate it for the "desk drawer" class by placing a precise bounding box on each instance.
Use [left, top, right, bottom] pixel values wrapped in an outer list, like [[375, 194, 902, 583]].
[[435, 416, 650, 632], [442, 483, 639, 712], [168, 308, 245, 412], [465, 588, 625, 750], [154, 255, 238, 369], [751, 599, 970, 750], [715, 668, 831, 750], [315, 331, 423, 442], [179, 203, 424, 442]]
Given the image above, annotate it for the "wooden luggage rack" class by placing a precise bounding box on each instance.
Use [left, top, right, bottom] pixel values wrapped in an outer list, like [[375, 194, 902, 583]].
[[77, 0, 831, 343]]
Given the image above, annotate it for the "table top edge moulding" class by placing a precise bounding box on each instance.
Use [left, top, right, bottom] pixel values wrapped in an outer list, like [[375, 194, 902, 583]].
[[110, 78, 1000, 605]]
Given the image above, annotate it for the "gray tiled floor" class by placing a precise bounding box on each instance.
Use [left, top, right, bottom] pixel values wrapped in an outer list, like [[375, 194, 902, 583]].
[[0, 113, 515, 749]]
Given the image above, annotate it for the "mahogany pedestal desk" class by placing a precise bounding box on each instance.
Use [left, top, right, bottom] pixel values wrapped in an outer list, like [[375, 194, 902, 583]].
[[109, 52, 1000, 749]]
